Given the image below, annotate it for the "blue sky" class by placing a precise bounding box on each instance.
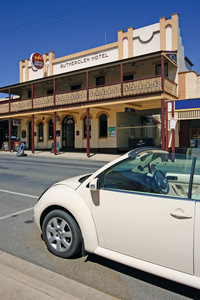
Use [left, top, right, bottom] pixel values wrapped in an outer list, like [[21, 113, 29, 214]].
[[0, 0, 200, 90]]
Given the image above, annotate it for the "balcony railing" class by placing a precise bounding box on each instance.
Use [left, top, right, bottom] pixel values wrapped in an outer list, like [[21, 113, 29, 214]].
[[123, 76, 162, 96], [11, 99, 32, 112], [89, 83, 121, 100], [56, 90, 87, 105], [0, 76, 177, 114], [164, 77, 177, 96], [34, 95, 54, 109], [0, 103, 9, 113]]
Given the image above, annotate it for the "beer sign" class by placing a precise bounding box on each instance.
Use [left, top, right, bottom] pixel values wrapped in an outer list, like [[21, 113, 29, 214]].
[[30, 53, 44, 71]]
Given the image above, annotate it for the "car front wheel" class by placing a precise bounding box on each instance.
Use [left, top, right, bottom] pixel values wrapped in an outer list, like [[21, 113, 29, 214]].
[[42, 210, 82, 258]]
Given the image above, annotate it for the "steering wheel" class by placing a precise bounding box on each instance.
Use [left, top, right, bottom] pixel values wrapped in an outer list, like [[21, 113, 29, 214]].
[[153, 170, 169, 194]]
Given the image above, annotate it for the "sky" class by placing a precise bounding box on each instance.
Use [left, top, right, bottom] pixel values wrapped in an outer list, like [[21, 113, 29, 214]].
[[0, 0, 200, 93]]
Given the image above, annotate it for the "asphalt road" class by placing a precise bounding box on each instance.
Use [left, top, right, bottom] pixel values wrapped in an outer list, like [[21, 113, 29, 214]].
[[0, 154, 199, 300]]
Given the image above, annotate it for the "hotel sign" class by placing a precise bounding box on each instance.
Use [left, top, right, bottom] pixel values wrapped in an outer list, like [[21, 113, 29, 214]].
[[60, 52, 109, 69], [53, 47, 118, 75]]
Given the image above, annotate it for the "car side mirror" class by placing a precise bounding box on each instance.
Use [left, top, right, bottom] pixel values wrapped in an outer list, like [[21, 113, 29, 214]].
[[89, 178, 99, 191]]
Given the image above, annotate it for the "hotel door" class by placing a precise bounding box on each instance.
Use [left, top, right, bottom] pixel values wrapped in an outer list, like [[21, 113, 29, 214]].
[[62, 115, 74, 149]]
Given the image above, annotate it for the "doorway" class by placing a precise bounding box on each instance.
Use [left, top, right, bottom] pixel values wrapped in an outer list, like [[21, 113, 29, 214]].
[[62, 115, 75, 149]]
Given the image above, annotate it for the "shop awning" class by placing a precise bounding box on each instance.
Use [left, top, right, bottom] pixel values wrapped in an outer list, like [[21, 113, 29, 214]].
[[175, 98, 200, 110], [175, 98, 200, 120]]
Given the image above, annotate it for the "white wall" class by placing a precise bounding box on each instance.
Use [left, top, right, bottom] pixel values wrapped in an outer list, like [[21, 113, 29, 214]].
[[133, 23, 160, 57], [28, 61, 43, 81]]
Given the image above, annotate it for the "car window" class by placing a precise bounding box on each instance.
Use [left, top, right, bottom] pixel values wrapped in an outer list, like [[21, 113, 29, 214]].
[[192, 157, 200, 200], [100, 151, 193, 198]]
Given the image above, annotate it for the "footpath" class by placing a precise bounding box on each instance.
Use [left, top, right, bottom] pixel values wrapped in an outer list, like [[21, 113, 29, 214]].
[[0, 252, 118, 300], [0, 150, 120, 300], [0, 149, 121, 162]]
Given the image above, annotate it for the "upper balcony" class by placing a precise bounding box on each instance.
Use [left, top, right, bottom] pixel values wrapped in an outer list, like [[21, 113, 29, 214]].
[[0, 55, 178, 115]]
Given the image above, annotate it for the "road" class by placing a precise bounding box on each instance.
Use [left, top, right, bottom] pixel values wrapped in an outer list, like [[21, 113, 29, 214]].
[[0, 154, 199, 300]]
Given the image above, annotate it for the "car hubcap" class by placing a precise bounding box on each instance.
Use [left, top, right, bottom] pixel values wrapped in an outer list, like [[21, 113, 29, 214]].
[[46, 217, 72, 252]]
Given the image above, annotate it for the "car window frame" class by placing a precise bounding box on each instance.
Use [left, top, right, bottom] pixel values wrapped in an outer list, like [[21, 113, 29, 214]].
[[97, 150, 197, 200]]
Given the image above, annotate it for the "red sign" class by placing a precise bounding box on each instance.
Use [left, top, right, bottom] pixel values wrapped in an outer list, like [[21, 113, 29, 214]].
[[30, 53, 44, 70], [14, 141, 20, 151]]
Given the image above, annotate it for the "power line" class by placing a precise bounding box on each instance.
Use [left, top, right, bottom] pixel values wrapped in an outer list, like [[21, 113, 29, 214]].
[[0, 0, 102, 34], [0, 0, 133, 42]]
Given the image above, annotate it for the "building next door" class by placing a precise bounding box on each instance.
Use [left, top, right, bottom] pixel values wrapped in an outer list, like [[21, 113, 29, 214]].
[[62, 115, 75, 149]]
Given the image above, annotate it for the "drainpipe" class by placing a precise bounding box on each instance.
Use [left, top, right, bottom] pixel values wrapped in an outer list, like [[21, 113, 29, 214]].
[[86, 71, 90, 157]]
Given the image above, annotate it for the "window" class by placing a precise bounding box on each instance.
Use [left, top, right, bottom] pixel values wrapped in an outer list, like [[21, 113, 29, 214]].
[[96, 76, 105, 86], [84, 116, 91, 138], [156, 63, 168, 77], [99, 114, 107, 137], [71, 84, 81, 91], [123, 74, 133, 81], [38, 122, 43, 142], [48, 119, 53, 139], [100, 151, 193, 198], [28, 90, 32, 98], [47, 89, 53, 95]]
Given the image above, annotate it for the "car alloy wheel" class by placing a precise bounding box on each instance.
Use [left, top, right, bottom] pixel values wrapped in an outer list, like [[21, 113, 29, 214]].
[[42, 210, 82, 258]]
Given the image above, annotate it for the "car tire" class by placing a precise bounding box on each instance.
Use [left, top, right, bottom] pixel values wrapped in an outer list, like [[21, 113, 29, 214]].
[[42, 210, 82, 258]]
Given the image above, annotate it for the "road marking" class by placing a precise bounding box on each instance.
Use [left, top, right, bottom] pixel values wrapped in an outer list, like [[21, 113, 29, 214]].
[[0, 207, 34, 220], [0, 158, 101, 169], [0, 189, 38, 199]]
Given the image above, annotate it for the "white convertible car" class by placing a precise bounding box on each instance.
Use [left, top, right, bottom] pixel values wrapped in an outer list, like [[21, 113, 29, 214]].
[[34, 147, 200, 289]]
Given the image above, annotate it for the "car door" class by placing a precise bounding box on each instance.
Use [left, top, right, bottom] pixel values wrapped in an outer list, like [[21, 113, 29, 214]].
[[90, 151, 195, 274]]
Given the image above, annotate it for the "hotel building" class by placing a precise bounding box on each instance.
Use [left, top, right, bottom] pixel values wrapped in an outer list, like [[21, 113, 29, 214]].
[[0, 13, 198, 155]]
